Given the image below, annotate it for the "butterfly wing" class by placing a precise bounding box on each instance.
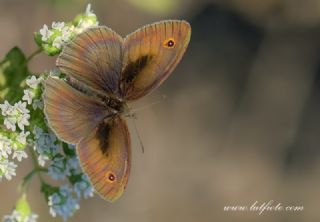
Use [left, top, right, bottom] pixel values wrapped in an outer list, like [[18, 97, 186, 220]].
[[77, 115, 131, 202], [56, 26, 123, 96], [43, 77, 112, 144], [120, 20, 191, 100]]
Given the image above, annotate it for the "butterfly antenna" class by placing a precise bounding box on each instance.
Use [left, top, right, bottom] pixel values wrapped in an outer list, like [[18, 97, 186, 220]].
[[126, 95, 167, 153], [130, 116, 145, 153], [130, 94, 167, 113]]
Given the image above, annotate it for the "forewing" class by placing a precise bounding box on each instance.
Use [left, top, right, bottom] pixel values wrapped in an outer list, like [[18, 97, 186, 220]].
[[56, 26, 123, 95], [120, 20, 191, 100], [77, 116, 131, 202], [43, 77, 112, 144]]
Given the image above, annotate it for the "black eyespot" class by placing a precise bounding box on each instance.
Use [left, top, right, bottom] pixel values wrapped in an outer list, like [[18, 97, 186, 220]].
[[167, 40, 174, 47], [108, 173, 115, 182], [164, 38, 175, 48]]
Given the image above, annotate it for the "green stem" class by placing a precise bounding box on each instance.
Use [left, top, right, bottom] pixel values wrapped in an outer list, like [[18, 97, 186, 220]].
[[20, 169, 36, 191], [19, 158, 47, 192], [27, 145, 46, 184], [19, 144, 48, 191], [25, 48, 42, 64]]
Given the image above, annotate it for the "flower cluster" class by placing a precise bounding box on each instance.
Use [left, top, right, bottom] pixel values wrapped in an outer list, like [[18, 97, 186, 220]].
[[31, 136, 94, 220], [34, 4, 99, 56], [39, 152, 94, 220], [22, 76, 43, 110], [48, 185, 79, 220], [0, 101, 30, 132], [45, 170, 93, 220], [29, 71, 94, 220], [0, 74, 44, 181], [0, 159, 17, 181], [0, 109, 30, 181], [3, 211, 38, 222], [0, 131, 30, 180], [47, 181, 93, 221], [1, 4, 98, 222]]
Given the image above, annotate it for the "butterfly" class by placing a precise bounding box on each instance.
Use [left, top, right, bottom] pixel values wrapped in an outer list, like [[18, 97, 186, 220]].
[[43, 20, 191, 202]]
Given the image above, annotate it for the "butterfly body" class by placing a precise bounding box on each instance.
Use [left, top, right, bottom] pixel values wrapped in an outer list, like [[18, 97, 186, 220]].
[[43, 20, 191, 202]]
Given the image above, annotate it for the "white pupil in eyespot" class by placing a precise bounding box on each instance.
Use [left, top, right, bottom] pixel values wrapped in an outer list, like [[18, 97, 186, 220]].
[[167, 40, 174, 46]]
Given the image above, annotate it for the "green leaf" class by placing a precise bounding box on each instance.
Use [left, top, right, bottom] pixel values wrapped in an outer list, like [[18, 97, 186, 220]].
[[73, 14, 83, 26], [0, 47, 28, 103], [68, 173, 83, 185], [41, 183, 59, 201], [34, 32, 43, 47], [62, 142, 76, 156], [29, 107, 46, 130]]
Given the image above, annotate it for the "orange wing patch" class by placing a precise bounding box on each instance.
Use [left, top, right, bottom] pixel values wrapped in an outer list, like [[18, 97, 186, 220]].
[[121, 20, 191, 100], [77, 116, 131, 202]]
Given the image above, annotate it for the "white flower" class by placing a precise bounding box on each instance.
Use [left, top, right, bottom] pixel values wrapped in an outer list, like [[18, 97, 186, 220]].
[[61, 26, 73, 42], [0, 159, 17, 180], [16, 114, 30, 131], [16, 131, 30, 145], [1, 101, 30, 131], [52, 36, 63, 49], [3, 210, 22, 222], [14, 101, 29, 114], [0, 135, 13, 159], [24, 213, 38, 222], [85, 3, 95, 17], [4, 117, 16, 131], [13, 102, 30, 131], [22, 89, 35, 105], [26, 76, 42, 89], [37, 154, 49, 167], [52, 21, 65, 31], [0, 101, 13, 116], [39, 24, 53, 42], [3, 210, 38, 222], [48, 185, 80, 221], [12, 148, 27, 162]]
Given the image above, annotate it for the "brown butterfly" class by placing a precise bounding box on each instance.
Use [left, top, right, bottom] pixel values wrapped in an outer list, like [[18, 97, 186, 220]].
[[43, 20, 191, 202]]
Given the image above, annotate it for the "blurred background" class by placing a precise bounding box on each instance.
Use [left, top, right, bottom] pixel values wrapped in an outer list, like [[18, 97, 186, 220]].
[[1, 0, 320, 221]]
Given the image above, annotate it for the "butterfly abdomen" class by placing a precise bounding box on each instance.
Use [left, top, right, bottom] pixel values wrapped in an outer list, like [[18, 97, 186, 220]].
[[66, 76, 124, 113]]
